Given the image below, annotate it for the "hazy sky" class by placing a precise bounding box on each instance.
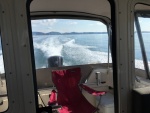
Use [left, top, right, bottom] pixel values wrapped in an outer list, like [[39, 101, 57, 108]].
[[31, 19, 107, 33], [31, 17, 150, 33], [139, 17, 150, 31]]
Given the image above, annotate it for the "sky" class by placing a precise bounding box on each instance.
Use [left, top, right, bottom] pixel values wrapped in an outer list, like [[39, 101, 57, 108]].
[[31, 17, 150, 33], [138, 17, 150, 31], [31, 19, 107, 33]]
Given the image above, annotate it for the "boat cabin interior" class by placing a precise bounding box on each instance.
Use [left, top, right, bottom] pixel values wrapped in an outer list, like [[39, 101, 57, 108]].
[[0, 0, 150, 113]]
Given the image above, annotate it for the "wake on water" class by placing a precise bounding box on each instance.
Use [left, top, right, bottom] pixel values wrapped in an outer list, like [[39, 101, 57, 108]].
[[0, 34, 149, 73], [33, 35, 112, 68], [33, 35, 150, 69], [33, 35, 150, 70]]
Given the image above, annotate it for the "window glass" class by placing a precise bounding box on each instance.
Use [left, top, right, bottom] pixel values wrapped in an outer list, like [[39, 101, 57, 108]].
[[0, 36, 8, 112], [134, 31, 145, 70], [134, 4, 150, 88], [31, 19, 111, 69], [138, 17, 150, 69]]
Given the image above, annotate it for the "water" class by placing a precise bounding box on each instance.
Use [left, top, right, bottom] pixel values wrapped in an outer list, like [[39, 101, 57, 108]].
[[135, 33, 150, 69], [33, 34, 111, 68], [0, 33, 150, 73], [33, 33, 150, 69]]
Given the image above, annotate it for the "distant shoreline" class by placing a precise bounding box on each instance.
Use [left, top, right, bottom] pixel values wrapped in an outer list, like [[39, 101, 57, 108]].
[[32, 31, 150, 35], [135, 31, 150, 33], [32, 32, 107, 35]]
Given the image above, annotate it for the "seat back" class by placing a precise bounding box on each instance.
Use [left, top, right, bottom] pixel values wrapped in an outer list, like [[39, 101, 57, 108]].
[[51, 67, 98, 113], [52, 68, 81, 105]]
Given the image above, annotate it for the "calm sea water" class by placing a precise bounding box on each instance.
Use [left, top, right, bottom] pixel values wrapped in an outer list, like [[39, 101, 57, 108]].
[[135, 33, 150, 61]]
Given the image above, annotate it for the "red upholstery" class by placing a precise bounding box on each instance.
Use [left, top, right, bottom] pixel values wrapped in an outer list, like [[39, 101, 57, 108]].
[[48, 89, 57, 105], [51, 67, 98, 113]]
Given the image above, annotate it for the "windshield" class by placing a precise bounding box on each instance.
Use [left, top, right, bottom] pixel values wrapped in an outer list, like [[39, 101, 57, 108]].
[[31, 19, 111, 68]]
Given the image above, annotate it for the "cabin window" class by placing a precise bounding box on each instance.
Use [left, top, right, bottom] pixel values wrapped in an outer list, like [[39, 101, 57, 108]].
[[31, 19, 111, 69], [134, 7, 150, 80], [0, 36, 8, 112], [134, 30, 145, 70], [137, 17, 150, 69]]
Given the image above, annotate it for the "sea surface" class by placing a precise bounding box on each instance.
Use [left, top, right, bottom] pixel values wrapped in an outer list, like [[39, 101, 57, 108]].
[[33, 33, 150, 69], [33, 34, 111, 69], [0, 33, 150, 73]]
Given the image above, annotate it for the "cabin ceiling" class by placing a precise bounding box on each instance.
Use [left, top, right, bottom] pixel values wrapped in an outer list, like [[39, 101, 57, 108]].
[[30, 0, 111, 18], [30, 1, 150, 18], [135, 4, 150, 11]]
